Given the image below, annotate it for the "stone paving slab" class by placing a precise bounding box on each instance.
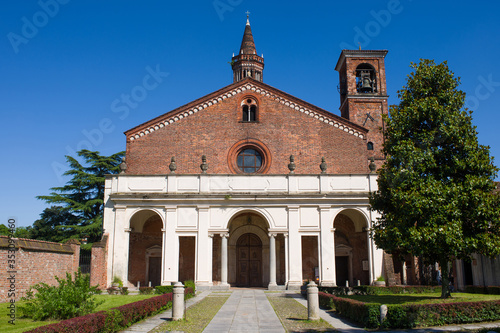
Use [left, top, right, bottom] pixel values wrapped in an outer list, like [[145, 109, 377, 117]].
[[203, 289, 285, 333]]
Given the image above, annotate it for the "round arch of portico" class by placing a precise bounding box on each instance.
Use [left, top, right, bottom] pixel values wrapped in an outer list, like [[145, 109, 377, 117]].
[[221, 207, 275, 230], [332, 208, 370, 232], [127, 208, 165, 232]]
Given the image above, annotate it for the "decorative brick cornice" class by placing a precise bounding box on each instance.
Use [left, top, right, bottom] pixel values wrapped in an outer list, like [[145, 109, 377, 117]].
[[126, 79, 367, 141]]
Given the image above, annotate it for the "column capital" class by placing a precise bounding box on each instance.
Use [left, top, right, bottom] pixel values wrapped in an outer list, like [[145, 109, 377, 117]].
[[197, 205, 210, 212], [161, 228, 167, 233], [165, 207, 177, 213], [208, 233, 215, 238], [287, 205, 300, 212], [283, 233, 289, 238], [221, 233, 229, 239], [269, 233, 277, 238], [115, 205, 127, 211], [331, 228, 336, 233]]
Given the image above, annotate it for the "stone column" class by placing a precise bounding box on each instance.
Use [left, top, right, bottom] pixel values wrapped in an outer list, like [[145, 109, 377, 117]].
[[269, 233, 277, 289], [332, 228, 337, 286], [319, 205, 335, 286], [221, 233, 229, 286], [284, 233, 289, 284], [287, 206, 302, 290], [208, 234, 214, 284], [164, 207, 179, 284], [196, 206, 210, 287], [366, 225, 374, 284]]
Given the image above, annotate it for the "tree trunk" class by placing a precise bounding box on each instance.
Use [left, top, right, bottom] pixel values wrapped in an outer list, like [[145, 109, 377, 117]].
[[440, 260, 451, 299]]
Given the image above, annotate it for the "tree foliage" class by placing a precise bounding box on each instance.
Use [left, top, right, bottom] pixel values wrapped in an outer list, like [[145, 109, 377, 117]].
[[370, 59, 500, 298], [30, 206, 80, 243], [37, 150, 124, 243]]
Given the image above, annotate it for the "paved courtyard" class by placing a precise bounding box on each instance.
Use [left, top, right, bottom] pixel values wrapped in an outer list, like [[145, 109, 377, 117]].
[[122, 289, 500, 333]]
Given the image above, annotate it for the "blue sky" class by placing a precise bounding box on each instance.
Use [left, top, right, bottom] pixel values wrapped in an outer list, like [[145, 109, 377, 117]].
[[2, 0, 500, 228]]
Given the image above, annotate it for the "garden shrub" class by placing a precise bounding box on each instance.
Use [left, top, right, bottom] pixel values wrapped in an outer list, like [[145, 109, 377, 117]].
[[26, 287, 195, 333], [20, 268, 102, 320], [155, 285, 173, 294], [318, 292, 380, 328], [465, 285, 500, 295], [139, 286, 154, 294]]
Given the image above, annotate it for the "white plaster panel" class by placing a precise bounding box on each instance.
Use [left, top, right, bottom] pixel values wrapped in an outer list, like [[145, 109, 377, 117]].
[[177, 176, 200, 192], [209, 176, 231, 191], [330, 175, 369, 192], [126, 176, 166, 192], [300, 207, 319, 227], [209, 207, 227, 228], [297, 176, 320, 191], [228, 177, 271, 192], [177, 207, 198, 228]]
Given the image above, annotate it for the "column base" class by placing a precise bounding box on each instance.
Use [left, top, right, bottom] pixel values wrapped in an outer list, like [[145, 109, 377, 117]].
[[195, 281, 212, 290], [319, 281, 336, 287], [211, 283, 230, 290], [268, 284, 286, 291], [286, 281, 302, 291]]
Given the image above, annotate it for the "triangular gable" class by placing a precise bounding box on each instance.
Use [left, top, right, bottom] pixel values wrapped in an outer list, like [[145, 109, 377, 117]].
[[125, 78, 368, 141]]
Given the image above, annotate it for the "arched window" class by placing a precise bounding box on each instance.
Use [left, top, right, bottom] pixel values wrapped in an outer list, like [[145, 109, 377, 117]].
[[367, 142, 374, 150], [237, 148, 262, 173], [241, 98, 257, 122]]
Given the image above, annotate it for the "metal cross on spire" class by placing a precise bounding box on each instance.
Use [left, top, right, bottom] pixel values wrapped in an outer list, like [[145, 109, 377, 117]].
[[246, 10, 251, 18], [245, 11, 251, 25]]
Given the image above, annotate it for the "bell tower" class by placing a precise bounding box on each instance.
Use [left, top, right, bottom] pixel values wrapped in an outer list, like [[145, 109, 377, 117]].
[[232, 14, 264, 83], [335, 50, 388, 163]]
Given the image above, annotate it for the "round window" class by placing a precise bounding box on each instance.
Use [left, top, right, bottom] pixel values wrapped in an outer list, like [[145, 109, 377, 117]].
[[237, 148, 262, 173], [228, 139, 271, 174]]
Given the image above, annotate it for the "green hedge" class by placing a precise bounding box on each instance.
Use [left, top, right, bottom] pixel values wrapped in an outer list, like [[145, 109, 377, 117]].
[[318, 292, 500, 329], [465, 286, 500, 295], [319, 285, 441, 296], [318, 292, 380, 328]]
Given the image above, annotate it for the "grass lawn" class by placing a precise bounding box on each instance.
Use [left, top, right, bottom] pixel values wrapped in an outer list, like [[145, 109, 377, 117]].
[[342, 292, 500, 305], [268, 293, 335, 332], [0, 293, 158, 333], [151, 293, 229, 333]]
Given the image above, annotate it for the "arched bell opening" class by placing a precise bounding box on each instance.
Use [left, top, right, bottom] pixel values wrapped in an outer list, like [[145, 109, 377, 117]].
[[128, 210, 163, 287], [356, 63, 377, 93], [334, 209, 370, 286]]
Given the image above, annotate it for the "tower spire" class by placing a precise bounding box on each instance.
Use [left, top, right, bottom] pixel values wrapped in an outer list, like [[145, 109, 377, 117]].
[[231, 14, 264, 83]]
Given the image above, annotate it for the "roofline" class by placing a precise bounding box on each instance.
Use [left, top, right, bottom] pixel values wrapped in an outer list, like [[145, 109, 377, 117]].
[[335, 49, 388, 71], [124, 77, 368, 137]]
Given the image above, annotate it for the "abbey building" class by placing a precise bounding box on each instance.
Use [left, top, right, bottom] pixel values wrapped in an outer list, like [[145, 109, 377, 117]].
[[100, 17, 391, 290]]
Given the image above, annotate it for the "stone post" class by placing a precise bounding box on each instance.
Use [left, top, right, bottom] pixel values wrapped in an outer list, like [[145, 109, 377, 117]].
[[269, 233, 277, 289], [172, 282, 185, 321], [307, 281, 320, 321]]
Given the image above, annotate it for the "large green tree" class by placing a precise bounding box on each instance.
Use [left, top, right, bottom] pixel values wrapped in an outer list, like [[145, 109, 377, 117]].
[[30, 206, 80, 243], [370, 59, 500, 298], [37, 150, 124, 243]]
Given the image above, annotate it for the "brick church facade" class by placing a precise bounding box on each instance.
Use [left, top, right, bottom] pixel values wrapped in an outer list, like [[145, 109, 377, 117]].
[[101, 17, 390, 290]]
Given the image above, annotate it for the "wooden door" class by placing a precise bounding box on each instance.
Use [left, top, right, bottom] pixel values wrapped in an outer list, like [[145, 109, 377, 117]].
[[335, 256, 349, 287], [236, 233, 262, 287], [148, 257, 161, 287]]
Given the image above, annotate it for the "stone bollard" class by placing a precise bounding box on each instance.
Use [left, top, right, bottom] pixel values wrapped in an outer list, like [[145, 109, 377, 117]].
[[307, 281, 320, 321], [172, 282, 185, 321], [380, 304, 388, 324]]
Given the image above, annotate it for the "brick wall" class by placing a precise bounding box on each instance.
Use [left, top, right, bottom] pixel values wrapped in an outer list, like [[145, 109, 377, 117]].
[[125, 82, 371, 175], [90, 234, 108, 289], [0, 237, 80, 302]]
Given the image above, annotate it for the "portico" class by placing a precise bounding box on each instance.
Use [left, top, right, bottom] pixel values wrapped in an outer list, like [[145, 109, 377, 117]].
[[103, 173, 383, 290]]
